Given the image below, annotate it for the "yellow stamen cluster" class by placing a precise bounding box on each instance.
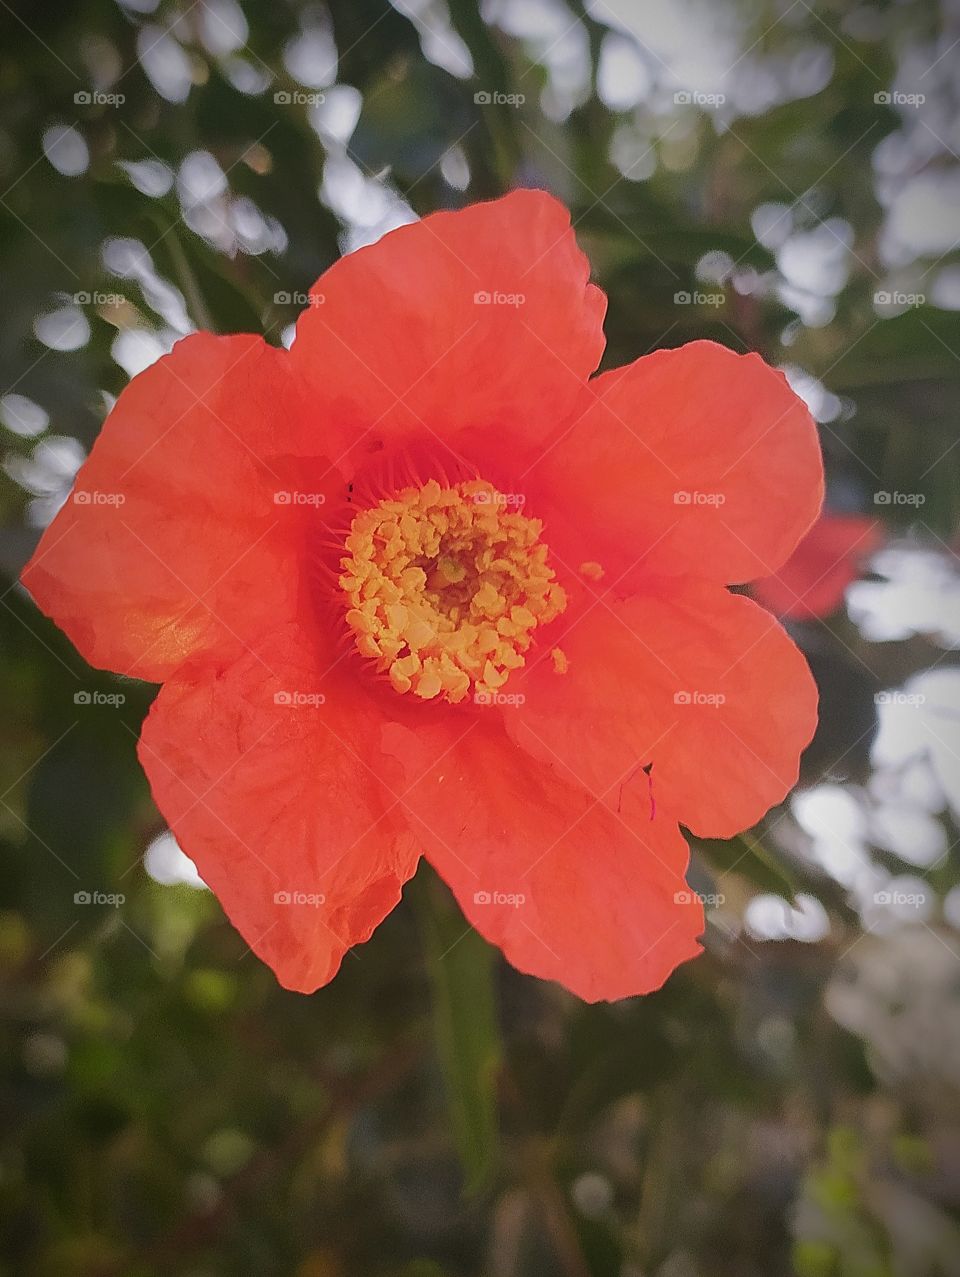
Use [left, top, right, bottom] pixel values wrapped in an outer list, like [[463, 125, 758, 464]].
[[339, 479, 566, 703]]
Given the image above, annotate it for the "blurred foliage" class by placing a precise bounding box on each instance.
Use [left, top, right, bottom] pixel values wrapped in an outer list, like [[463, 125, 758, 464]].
[[1, 0, 959, 1273]]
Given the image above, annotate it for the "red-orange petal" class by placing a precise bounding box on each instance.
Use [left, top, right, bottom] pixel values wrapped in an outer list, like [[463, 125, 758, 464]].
[[381, 717, 703, 1002], [506, 581, 819, 839], [525, 341, 823, 587], [751, 513, 882, 620], [138, 627, 419, 992], [289, 189, 606, 473], [20, 333, 325, 682]]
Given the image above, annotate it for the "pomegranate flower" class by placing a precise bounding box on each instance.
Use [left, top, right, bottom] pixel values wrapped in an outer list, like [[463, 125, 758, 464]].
[[21, 191, 822, 1001]]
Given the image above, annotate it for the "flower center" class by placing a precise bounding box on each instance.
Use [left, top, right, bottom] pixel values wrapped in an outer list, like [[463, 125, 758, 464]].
[[338, 478, 566, 703]]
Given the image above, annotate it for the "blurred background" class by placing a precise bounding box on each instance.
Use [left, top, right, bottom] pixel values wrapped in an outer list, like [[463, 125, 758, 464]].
[[1, 0, 959, 1273]]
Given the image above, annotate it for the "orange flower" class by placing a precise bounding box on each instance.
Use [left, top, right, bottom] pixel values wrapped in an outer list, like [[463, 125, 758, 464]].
[[21, 191, 823, 1001]]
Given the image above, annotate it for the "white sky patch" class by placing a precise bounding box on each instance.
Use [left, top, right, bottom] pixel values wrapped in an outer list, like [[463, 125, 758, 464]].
[[111, 327, 177, 378], [608, 121, 658, 182], [485, 0, 590, 121], [780, 364, 843, 423], [945, 886, 960, 931], [791, 784, 873, 888], [4, 436, 86, 528], [137, 25, 193, 103], [198, 0, 249, 57], [881, 169, 960, 263], [178, 150, 228, 206], [870, 803, 947, 867], [319, 154, 417, 252], [102, 237, 194, 334], [117, 158, 175, 198], [931, 264, 960, 311], [144, 831, 208, 889], [872, 668, 960, 819], [284, 23, 337, 89], [752, 202, 794, 252], [584, 0, 740, 98], [778, 219, 853, 298], [34, 306, 90, 351], [440, 144, 470, 191], [222, 55, 272, 95], [745, 893, 831, 943], [389, 0, 474, 79], [848, 545, 960, 649], [598, 31, 652, 111], [309, 85, 363, 147], [1, 394, 49, 438], [42, 126, 89, 177]]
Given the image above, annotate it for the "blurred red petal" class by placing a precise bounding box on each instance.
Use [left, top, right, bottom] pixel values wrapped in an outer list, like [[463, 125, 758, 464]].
[[751, 513, 882, 620]]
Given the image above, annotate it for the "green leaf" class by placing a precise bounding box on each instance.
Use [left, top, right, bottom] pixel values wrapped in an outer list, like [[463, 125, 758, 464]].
[[412, 866, 500, 1193], [695, 830, 801, 901], [825, 306, 960, 388]]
